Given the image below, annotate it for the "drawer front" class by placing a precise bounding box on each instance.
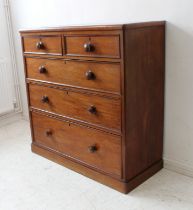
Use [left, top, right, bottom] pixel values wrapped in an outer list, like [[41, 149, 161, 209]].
[[29, 83, 121, 131], [65, 36, 120, 58], [23, 36, 62, 55], [31, 112, 122, 177], [26, 57, 121, 93]]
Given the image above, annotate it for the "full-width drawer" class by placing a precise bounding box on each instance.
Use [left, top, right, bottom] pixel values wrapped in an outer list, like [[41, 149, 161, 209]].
[[65, 35, 120, 58], [29, 83, 121, 131], [26, 57, 121, 93], [23, 36, 62, 55], [31, 112, 122, 177]]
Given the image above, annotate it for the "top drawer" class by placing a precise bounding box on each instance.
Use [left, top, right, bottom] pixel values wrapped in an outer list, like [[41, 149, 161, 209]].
[[23, 36, 62, 55], [65, 35, 120, 58]]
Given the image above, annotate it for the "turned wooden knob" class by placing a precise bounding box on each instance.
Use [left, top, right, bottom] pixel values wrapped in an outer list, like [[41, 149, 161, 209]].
[[36, 41, 44, 49], [85, 70, 95, 80], [45, 129, 52, 136], [84, 43, 95, 52], [88, 145, 97, 153], [41, 96, 49, 103], [88, 105, 97, 114], [39, 66, 47, 74]]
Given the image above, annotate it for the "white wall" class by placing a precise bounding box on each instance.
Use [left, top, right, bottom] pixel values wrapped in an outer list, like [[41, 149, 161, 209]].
[[0, 0, 21, 116], [0, 0, 14, 114], [10, 0, 193, 175]]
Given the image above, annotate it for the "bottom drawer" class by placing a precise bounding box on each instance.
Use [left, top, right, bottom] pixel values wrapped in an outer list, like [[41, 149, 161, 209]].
[[31, 112, 122, 177]]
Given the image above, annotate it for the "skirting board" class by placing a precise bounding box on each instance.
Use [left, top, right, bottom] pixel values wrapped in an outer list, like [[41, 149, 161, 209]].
[[164, 157, 193, 178], [0, 112, 23, 128], [22, 112, 30, 121]]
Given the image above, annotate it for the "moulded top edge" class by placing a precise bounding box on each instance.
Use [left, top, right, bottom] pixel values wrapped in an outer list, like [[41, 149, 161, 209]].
[[19, 24, 124, 33], [19, 21, 166, 34]]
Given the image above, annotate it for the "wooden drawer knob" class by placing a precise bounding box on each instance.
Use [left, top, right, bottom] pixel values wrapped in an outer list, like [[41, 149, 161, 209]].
[[39, 66, 47, 74], [36, 41, 44, 49], [41, 96, 49, 103], [45, 129, 52, 136], [85, 70, 95, 80], [88, 145, 97, 153], [88, 105, 97, 114], [84, 43, 95, 52]]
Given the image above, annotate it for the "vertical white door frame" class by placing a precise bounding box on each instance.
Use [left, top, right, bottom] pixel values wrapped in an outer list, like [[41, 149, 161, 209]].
[[1, 0, 22, 118]]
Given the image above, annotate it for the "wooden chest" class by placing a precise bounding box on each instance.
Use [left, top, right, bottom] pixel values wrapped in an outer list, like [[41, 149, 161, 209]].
[[20, 22, 165, 193]]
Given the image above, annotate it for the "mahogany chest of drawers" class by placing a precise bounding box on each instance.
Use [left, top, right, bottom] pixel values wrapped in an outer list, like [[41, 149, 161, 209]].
[[20, 21, 165, 193]]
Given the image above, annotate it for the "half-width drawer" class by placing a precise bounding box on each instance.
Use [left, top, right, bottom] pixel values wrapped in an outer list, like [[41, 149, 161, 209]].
[[65, 35, 120, 58], [29, 83, 121, 131], [31, 112, 122, 177], [23, 36, 62, 55], [26, 57, 121, 93]]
